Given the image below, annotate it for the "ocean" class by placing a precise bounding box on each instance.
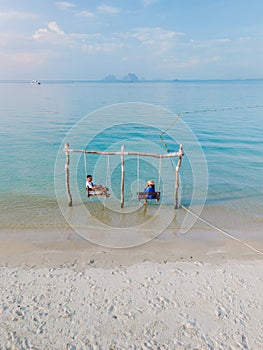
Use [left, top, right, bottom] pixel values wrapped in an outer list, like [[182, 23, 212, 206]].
[[0, 80, 262, 247]]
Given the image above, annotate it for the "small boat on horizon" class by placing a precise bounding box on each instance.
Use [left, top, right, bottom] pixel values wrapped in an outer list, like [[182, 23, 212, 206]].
[[31, 80, 41, 85]]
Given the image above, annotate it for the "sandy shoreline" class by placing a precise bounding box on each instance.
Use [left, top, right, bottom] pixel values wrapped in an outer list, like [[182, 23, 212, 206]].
[[0, 227, 262, 349], [0, 218, 262, 267]]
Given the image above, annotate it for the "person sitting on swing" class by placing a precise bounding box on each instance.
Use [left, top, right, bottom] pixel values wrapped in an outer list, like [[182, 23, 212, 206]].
[[143, 179, 156, 204], [86, 175, 109, 197]]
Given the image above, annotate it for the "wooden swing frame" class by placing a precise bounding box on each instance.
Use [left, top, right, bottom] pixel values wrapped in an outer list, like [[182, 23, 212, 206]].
[[64, 143, 184, 209]]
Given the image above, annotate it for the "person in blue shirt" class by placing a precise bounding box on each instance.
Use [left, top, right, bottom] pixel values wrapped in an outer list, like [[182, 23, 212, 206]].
[[143, 179, 156, 204]]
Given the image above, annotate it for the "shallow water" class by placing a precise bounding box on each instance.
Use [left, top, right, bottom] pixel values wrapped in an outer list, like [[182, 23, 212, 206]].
[[0, 80, 262, 244]]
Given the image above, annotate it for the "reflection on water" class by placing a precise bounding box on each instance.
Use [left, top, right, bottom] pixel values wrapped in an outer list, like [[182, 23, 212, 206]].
[[84, 201, 162, 228], [1, 192, 262, 248], [59, 199, 176, 248]]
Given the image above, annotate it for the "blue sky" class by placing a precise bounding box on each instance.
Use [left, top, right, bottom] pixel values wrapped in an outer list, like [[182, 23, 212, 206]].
[[0, 0, 263, 80]]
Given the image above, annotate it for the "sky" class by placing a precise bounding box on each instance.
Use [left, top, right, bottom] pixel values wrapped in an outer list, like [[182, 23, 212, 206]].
[[0, 0, 263, 80]]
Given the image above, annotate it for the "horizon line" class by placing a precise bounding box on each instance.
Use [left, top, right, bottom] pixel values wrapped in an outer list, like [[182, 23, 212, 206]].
[[1, 78, 263, 83]]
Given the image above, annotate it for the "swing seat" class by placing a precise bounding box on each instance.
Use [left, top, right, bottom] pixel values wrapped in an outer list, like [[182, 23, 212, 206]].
[[87, 187, 110, 198], [137, 191, 161, 202]]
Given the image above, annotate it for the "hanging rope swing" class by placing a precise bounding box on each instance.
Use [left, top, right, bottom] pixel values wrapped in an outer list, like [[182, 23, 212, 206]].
[[137, 155, 161, 203], [84, 152, 110, 198]]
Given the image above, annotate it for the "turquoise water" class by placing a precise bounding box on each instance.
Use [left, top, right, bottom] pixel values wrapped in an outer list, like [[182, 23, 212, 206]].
[[0, 80, 262, 241]]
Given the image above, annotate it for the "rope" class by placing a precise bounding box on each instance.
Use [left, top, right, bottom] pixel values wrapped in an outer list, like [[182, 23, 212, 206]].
[[160, 112, 181, 152], [83, 152, 87, 176], [137, 154, 140, 193], [101, 155, 110, 204], [180, 104, 263, 115], [106, 155, 110, 189], [181, 205, 263, 256], [159, 104, 263, 154], [158, 157, 162, 192]]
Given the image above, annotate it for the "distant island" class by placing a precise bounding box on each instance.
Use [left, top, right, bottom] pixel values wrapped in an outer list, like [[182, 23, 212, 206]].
[[101, 73, 140, 82], [101, 72, 180, 82]]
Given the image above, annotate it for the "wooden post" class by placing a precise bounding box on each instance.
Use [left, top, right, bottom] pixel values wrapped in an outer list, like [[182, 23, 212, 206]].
[[64, 142, 72, 207], [121, 144, 125, 208], [174, 144, 183, 209]]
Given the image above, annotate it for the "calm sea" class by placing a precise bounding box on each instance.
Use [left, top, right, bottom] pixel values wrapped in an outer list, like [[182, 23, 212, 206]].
[[0, 80, 262, 243]]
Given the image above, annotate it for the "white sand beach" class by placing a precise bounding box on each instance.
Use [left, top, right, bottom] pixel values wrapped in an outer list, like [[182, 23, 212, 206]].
[[0, 226, 263, 350]]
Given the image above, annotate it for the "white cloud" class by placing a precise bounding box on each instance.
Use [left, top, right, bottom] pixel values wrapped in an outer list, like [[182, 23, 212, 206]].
[[0, 11, 37, 20], [120, 27, 184, 54], [189, 38, 231, 49], [97, 5, 120, 15], [56, 2, 75, 10], [32, 22, 123, 54], [33, 21, 65, 41], [82, 42, 124, 53], [162, 56, 200, 68], [30, 20, 247, 77], [47, 21, 65, 35], [162, 54, 223, 70], [33, 28, 48, 40], [77, 10, 95, 19], [122, 27, 184, 43], [70, 33, 102, 40]]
